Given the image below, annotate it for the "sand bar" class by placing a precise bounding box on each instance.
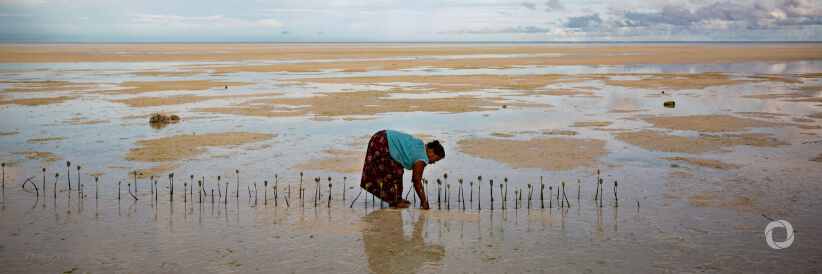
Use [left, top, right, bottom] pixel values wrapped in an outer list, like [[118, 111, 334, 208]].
[[125, 132, 276, 162], [3, 44, 821, 65], [458, 137, 608, 171]]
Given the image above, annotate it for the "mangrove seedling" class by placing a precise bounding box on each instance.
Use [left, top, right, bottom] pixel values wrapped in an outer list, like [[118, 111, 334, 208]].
[[299, 172, 304, 201], [53, 173, 59, 198], [184, 182, 188, 203], [1, 162, 4, 192], [235, 170, 240, 198], [540, 183, 545, 209], [22, 176, 38, 197], [283, 185, 289, 207], [212, 190, 214, 203], [489, 179, 494, 207], [253, 182, 257, 205], [514, 190, 518, 209], [348, 182, 362, 208], [77, 166, 82, 193], [527, 184, 532, 209], [562, 182, 570, 207], [128, 183, 138, 201], [95, 177, 99, 200], [577, 179, 580, 200], [326, 176, 331, 202], [150, 176, 154, 195], [225, 176, 230, 204], [200, 181, 204, 204], [549, 186, 552, 209], [477, 177, 481, 210], [264, 181, 268, 206], [66, 161, 72, 191], [458, 179, 464, 209], [446, 183, 451, 210], [499, 183, 505, 209], [343, 176, 347, 203], [118, 181, 121, 200], [217, 175, 221, 198], [504, 177, 508, 204], [423, 179, 429, 202], [314, 177, 321, 207], [190, 175, 194, 197], [556, 184, 560, 206], [274, 174, 278, 206], [42, 168, 46, 197], [599, 179, 603, 208], [437, 179, 442, 210], [595, 170, 600, 201], [469, 181, 474, 202], [461, 181, 466, 209], [614, 181, 618, 207], [154, 180, 158, 201], [133, 171, 139, 196], [168, 173, 174, 201], [328, 182, 332, 208]]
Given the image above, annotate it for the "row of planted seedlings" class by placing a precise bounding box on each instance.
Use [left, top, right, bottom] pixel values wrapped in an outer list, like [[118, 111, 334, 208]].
[[7, 161, 624, 211], [398, 171, 621, 211]]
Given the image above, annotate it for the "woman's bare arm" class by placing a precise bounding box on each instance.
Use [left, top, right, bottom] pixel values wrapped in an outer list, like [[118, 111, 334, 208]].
[[412, 161, 429, 209]]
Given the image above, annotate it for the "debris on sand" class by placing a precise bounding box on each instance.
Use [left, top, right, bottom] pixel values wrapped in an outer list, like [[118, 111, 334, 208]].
[[149, 113, 180, 129], [149, 113, 180, 123]]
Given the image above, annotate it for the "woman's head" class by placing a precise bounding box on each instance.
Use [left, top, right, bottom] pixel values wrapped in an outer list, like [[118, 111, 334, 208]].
[[426, 140, 445, 164]]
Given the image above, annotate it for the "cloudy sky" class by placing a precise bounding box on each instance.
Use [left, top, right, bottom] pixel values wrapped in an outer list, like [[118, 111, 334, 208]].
[[1, 0, 821, 42]]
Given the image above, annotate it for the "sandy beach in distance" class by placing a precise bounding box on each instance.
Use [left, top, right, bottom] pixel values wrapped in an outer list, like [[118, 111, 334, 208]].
[[1, 43, 821, 272]]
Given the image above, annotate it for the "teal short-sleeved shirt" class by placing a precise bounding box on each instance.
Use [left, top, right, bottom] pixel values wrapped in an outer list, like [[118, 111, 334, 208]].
[[385, 130, 429, 170]]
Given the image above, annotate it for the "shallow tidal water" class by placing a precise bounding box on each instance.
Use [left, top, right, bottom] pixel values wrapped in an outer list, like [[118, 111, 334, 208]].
[[1, 44, 821, 272]]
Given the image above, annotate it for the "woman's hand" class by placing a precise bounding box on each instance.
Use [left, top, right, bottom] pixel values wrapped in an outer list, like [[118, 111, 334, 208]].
[[411, 161, 430, 210], [420, 200, 430, 210]]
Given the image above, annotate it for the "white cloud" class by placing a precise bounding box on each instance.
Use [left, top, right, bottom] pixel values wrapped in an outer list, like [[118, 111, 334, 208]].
[[258, 19, 283, 28], [131, 14, 282, 30], [607, 1, 635, 15], [4, 0, 46, 5], [690, 19, 734, 30]]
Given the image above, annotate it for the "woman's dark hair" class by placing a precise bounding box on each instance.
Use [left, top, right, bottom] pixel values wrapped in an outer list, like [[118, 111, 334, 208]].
[[426, 140, 445, 159]]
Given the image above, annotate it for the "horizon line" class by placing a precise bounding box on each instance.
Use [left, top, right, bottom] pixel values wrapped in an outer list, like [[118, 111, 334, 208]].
[[2, 41, 822, 44]]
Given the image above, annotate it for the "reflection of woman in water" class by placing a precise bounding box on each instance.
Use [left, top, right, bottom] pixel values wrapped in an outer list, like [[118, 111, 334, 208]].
[[362, 210, 444, 272], [360, 130, 445, 209]]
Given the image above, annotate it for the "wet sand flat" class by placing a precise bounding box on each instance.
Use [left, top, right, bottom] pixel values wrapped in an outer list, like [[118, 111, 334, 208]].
[[1, 43, 821, 273]]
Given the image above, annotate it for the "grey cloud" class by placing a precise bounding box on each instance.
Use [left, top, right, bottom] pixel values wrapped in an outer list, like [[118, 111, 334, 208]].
[[442, 25, 550, 34], [616, 0, 822, 29], [281, 31, 290, 34], [520, 2, 536, 10], [565, 14, 602, 28], [552, 0, 822, 41], [498, 11, 512, 16], [546, 0, 566, 12]]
